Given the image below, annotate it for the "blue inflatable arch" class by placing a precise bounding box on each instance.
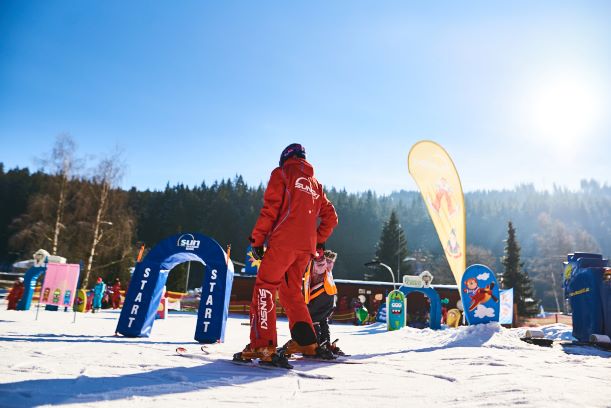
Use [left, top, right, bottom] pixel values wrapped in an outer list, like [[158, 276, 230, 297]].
[[116, 233, 234, 343], [17, 265, 47, 310], [399, 286, 442, 330]]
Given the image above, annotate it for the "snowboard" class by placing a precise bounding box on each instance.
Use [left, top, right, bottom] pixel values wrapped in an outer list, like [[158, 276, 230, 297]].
[[460, 264, 500, 325]]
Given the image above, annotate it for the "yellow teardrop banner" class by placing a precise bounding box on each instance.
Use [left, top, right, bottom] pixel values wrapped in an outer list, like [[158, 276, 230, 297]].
[[408, 141, 466, 286]]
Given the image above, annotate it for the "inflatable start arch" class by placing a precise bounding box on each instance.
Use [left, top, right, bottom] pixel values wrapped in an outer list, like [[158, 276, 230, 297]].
[[116, 233, 234, 343], [399, 286, 442, 330], [17, 266, 47, 310]]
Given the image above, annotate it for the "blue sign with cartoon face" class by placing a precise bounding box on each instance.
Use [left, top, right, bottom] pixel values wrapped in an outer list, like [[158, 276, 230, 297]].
[[460, 264, 500, 325], [386, 290, 406, 331]]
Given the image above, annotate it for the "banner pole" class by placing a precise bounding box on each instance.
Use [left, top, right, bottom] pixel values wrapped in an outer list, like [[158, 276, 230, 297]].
[[73, 283, 80, 324], [185, 261, 191, 293], [34, 260, 48, 321], [35, 286, 42, 321]]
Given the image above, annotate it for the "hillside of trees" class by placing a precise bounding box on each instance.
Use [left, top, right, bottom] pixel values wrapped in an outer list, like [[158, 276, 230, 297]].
[[1, 156, 609, 311]]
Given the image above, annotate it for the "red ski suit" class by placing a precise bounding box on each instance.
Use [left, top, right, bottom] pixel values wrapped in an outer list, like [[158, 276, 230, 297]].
[[250, 157, 338, 348], [111, 282, 122, 309], [7, 281, 24, 310]]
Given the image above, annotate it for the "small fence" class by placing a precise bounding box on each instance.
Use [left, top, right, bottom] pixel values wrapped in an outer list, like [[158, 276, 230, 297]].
[[0, 271, 25, 286], [519, 314, 572, 327]]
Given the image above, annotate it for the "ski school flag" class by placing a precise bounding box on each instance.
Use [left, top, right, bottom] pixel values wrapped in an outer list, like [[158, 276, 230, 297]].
[[408, 141, 466, 286]]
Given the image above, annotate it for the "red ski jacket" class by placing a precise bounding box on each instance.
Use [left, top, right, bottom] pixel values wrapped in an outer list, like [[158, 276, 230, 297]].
[[251, 157, 338, 254]]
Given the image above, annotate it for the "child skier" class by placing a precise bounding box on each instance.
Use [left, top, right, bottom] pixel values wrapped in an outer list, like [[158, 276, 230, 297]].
[[110, 278, 122, 309], [302, 249, 344, 356], [92, 277, 106, 313], [6, 277, 24, 310]]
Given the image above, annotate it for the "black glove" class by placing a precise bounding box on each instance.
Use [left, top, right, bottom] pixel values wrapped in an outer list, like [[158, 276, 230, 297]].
[[251, 246, 265, 261]]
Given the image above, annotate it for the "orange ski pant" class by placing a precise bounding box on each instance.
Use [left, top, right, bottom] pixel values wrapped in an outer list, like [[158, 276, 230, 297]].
[[249, 245, 315, 348]]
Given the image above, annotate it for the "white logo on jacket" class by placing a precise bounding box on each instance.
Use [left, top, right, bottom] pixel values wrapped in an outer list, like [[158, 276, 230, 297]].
[[295, 177, 320, 199]]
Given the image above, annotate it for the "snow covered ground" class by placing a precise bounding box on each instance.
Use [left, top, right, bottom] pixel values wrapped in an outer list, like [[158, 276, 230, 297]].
[[0, 307, 609, 408]]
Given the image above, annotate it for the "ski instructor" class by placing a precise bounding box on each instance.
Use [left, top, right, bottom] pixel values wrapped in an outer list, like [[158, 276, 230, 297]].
[[234, 143, 338, 368]]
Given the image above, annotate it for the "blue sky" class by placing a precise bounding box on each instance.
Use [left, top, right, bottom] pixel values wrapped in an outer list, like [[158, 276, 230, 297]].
[[1, 1, 610, 193]]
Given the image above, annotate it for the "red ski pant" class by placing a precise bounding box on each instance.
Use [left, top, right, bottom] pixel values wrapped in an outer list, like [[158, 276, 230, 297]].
[[250, 245, 314, 348]]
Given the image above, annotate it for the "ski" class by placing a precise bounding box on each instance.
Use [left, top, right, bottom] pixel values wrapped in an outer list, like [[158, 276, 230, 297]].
[[292, 356, 363, 364], [228, 359, 334, 379], [175, 345, 211, 355]]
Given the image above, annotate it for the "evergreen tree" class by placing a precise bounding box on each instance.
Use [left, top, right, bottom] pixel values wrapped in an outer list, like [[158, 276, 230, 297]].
[[373, 210, 410, 283], [501, 221, 538, 316]]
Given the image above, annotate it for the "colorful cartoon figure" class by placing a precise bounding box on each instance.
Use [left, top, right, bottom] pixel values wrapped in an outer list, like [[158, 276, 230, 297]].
[[446, 309, 461, 328], [53, 289, 61, 304], [446, 228, 462, 258], [429, 177, 458, 216], [42, 287, 50, 302], [463, 278, 478, 295], [388, 292, 404, 315], [419, 270, 434, 287], [63, 290, 72, 305], [464, 280, 498, 312]]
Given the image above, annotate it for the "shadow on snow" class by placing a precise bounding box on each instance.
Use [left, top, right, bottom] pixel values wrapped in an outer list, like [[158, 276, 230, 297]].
[[0, 358, 296, 407], [0, 333, 192, 345]]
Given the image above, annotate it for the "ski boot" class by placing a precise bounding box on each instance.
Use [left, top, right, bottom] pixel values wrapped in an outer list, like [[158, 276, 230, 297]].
[[260, 349, 293, 369], [279, 339, 336, 360], [328, 339, 345, 357], [233, 344, 293, 369]]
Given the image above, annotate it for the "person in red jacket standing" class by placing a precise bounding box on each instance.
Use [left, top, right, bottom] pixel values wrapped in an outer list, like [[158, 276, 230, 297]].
[[234, 143, 338, 368], [7, 277, 25, 310], [110, 278, 122, 309]]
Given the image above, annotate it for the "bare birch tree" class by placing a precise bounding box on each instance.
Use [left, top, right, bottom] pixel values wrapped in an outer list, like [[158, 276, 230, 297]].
[[79, 151, 134, 288], [10, 134, 80, 256], [46, 134, 79, 254]]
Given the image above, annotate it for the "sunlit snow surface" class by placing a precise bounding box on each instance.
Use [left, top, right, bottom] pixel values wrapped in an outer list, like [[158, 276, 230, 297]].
[[0, 308, 609, 407]]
